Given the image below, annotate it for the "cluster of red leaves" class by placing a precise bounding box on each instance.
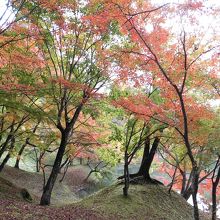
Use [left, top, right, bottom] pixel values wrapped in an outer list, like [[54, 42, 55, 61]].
[[51, 77, 87, 91], [51, 77, 104, 103], [113, 94, 160, 122], [0, 83, 36, 95]]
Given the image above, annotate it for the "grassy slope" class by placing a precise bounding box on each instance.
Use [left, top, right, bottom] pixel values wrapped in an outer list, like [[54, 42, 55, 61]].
[[0, 165, 91, 204], [79, 183, 209, 220], [0, 166, 105, 220], [0, 176, 27, 201], [0, 166, 210, 220]]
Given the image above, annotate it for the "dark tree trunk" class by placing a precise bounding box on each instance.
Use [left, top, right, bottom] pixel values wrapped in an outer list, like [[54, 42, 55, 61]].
[[212, 184, 217, 220], [191, 168, 200, 220], [180, 171, 187, 196], [212, 163, 220, 220], [15, 141, 28, 169], [138, 137, 159, 180], [0, 136, 15, 172], [123, 152, 129, 196], [0, 134, 13, 159], [182, 186, 193, 200], [0, 121, 15, 160], [36, 156, 40, 172], [40, 131, 68, 205], [118, 136, 161, 183], [137, 137, 150, 179], [16, 123, 39, 169], [40, 103, 83, 206], [0, 153, 10, 172]]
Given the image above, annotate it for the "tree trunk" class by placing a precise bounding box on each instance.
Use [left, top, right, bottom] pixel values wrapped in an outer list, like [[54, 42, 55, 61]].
[[40, 103, 83, 206], [212, 184, 217, 220], [118, 136, 161, 182], [0, 134, 13, 159], [15, 141, 28, 169], [212, 165, 220, 220], [123, 152, 129, 196], [137, 137, 150, 179], [0, 136, 15, 172], [182, 186, 193, 200], [15, 123, 39, 169], [191, 168, 200, 220], [180, 171, 187, 196], [138, 137, 160, 180], [40, 131, 68, 205], [0, 153, 10, 172], [0, 121, 15, 159]]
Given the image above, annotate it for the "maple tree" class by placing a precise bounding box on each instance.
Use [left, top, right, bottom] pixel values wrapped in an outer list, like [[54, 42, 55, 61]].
[[0, 0, 110, 205], [86, 1, 219, 219], [109, 86, 166, 195], [14, 0, 113, 205], [0, 1, 219, 219]]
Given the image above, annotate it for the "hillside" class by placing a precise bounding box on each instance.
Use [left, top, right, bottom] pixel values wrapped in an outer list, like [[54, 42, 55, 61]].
[[0, 166, 210, 220], [0, 165, 96, 205], [0, 176, 32, 202], [78, 183, 210, 220]]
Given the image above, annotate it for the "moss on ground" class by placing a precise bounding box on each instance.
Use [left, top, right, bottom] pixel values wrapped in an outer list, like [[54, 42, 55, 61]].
[[0, 166, 211, 219], [78, 183, 209, 220]]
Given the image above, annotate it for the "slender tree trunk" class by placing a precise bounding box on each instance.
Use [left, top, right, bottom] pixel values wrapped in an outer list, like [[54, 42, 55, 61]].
[[15, 123, 39, 169], [0, 134, 13, 159], [212, 185, 217, 220], [36, 156, 40, 172], [0, 153, 10, 172], [180, 171, 187, 195], [123, 152, 129, 197], [0, 120, 16, 159], [0, 136, 15, 172], [15, 141, 28, 169], [139, 137, 160, 180], [40, 131, 68, 205], [40, 102, 83, 205], [178, 94, 200, 220], [182, 186, 193, 200], [191, 167, 200, 220], [212, 162, 220, 220]]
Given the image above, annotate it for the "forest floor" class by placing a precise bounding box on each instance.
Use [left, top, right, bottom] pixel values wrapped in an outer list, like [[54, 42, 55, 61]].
[[0, 165, 96, 205], [0, 165, 211, 220]]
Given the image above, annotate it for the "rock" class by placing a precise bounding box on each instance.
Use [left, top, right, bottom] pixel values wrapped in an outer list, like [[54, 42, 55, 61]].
[[20, 188, 32, 202]]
